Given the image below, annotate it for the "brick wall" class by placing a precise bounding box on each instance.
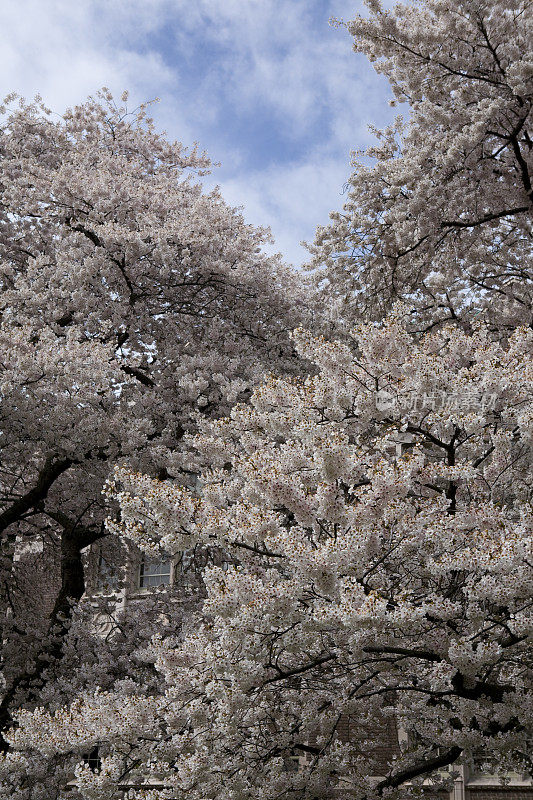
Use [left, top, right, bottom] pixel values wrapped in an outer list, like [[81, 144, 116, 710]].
[[468, 790, 533, 800], [336, 712, 400, 775], [13, 537, 61, 624]]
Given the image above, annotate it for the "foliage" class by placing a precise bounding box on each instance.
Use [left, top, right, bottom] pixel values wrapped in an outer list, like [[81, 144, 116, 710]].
[[10, 309, 533, 798], [2, 0, 532, 797], [309, 0, 532, 331], [0, 88, 306, 793]]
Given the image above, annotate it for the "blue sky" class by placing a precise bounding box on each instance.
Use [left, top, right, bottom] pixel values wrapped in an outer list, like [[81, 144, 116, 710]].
[[0, 0, 395, 265]]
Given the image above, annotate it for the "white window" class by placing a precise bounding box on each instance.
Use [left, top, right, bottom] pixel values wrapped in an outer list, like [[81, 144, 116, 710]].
[[83, 746, 101, 773], [96, 551, 119, 593], [138, 557, 172, 588]]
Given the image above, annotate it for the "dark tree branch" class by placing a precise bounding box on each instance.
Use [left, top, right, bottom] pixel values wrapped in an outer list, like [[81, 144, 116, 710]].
[[261, 653, 337, 686], [120, 364, 156, 387], [0, 511, 105, 752], [0, 456, 73, 536], [373, 746, 463, 795], [362, 645, 442, 662], [441, 206, 529, 229]]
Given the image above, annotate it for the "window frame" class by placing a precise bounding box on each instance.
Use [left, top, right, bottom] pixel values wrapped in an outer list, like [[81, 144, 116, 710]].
[[94, 549, 120, 594], [138, 556, 172, 589]]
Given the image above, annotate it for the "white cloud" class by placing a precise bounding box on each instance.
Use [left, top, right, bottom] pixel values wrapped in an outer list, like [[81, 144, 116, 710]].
[[0, 0, 187, 132], [216, 152, 351, 266], [174, 0, 394, 265], [0, 0, 394, 266], [154, 0, 394, 264], [159, 0, 389, 145]]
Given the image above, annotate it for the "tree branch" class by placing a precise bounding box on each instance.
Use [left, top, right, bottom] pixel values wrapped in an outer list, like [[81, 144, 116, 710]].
[[441, 206, 529, 229], [363, 645, 442, 662], [261, 653, 337, 686], [0, 456, 73, 536], [373, 746, 462, 795], [120, 364, 156, 387]]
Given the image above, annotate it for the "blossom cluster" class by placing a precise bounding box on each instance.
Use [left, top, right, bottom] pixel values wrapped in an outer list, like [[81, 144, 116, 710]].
[[12, 308, 530, 799]]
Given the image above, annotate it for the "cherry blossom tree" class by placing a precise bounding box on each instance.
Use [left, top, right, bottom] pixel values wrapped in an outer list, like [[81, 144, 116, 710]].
[[3, 1, 532, 798], [10, 309, 531, 799], [308, 0, 532, 332], [0, 89, 307, 773]]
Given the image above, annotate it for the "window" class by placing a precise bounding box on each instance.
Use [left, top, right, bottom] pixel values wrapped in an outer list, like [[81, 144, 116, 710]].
[[83, 746, 101, 773], [96, 551, 119, 593], [139, 557, 171, 588]]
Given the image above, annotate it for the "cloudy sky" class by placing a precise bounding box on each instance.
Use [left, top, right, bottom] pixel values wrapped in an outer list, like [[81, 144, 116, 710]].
[[0, 0, 395, 266]]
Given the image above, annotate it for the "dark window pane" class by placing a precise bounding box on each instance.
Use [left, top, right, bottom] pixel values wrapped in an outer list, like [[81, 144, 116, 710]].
[[139, 558, 171, 588]]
